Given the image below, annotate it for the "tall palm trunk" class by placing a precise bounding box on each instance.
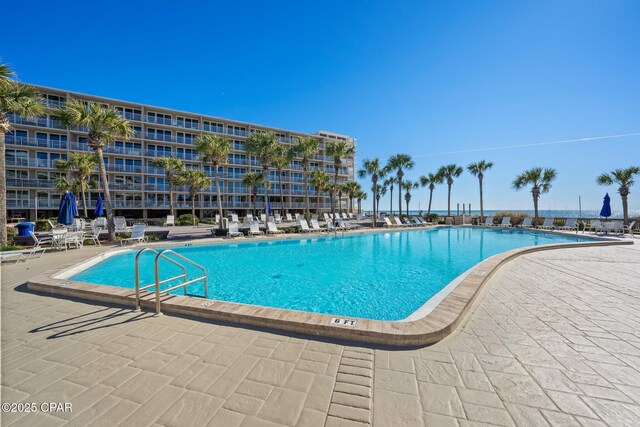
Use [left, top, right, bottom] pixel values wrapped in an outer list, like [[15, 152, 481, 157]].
[[214, 165, 223, 229], [278, 171, 285, 217], [333, 169, 338, 215], [447, 180, 453, 217], [168, 177, 174, 217], [0, 130, 7, 244], [532, 187, 540, 226], [405, 192, 410, 214], [190, 190, 196, 225], [263, 166, 270, 218], [389, 185, 393, 215], [620, 186, 629, 225], [81, 181, 88, 218], [397, 172, 403, 218], [427, 186, 434, 215], [303, 166, 310, 221], [94, 147, 115, 241], [372, 179, 378, 228], [478, 175, 484, 222]]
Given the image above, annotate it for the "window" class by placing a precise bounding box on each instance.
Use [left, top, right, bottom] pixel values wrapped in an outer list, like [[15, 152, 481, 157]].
[[43, 94, 66, 108], [146, 112, 172, 125], [177, 147, 197, 160], [36, 152, 66, 168], [5, 150, 29, 167], [116, 107, 141, 121], [147, 144, 172, 157], [232, 140, 245, 151], [6, 170, 28, 180], [203, 121, 224, 133], [177, 117, 199, 129], [227, 125, 246, 136], [36, 132, 67, 149], [146, 128, 172, 141], [227, 153, 247, 165], [176, 132, 195, 144]]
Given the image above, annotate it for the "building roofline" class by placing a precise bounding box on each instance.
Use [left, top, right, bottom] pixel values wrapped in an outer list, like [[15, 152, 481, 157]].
[[25, 83, 355, 142]]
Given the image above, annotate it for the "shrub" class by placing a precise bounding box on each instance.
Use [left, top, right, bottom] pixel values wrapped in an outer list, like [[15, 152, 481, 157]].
[[176, 214, 199, 226], [36, 219, 51, 232], [424, 213, 440, 223], [494, 211, 529, 226]]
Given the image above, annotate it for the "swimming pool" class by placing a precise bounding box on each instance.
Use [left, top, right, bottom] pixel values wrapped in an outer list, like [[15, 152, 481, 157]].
[[69, 228, 593, 321]]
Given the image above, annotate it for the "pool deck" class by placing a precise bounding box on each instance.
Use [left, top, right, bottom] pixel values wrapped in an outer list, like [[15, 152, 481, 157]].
[[2, 233, 640, 426]]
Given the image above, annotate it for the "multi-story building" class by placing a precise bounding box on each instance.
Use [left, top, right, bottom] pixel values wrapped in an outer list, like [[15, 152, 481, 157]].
[[5, 85, 356, 221]]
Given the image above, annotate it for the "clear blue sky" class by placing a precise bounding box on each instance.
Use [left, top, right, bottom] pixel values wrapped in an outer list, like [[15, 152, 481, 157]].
[[3, 0, 639, 212]]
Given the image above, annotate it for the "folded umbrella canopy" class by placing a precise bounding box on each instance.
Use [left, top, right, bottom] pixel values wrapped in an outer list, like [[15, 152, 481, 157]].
[[94, 195, 103, 217], [599, 193, 612, 219], [69, 192, 78, 217], [57, 192, 75, 225]]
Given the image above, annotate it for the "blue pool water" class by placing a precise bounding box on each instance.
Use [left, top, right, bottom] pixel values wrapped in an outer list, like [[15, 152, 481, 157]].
[[70, 228, 592, 321]]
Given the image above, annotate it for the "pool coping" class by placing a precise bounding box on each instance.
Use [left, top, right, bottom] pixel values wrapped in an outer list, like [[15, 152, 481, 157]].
[[26, 228, 633, 346]]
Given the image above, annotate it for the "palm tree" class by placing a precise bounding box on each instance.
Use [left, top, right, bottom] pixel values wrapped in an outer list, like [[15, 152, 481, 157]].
[[383, 176, 398, 215], [0, 64, 45, 244], [356, 190, 367, 214], [467, 160, 494, 222], [242, 172, 264, 217], [246, 131, 279, 218], [310, 170, 331, 214], [357, 158, 385, 227], [512, 167, 557, 226], [419, 172, 444, 215], [58, 98, 134, 241], [272, 144, 293, 217], [376, 183, 387, 215], [326, 140, 355, 215], [403, 180, 419, 215], [176, 168, 210, 225], [55, 152, 99, 217], [596, 166, 640, 225], [343, 181, 361, 213], [438, 164, 464, 217], [386, 154, 414, 218], [293, 137, 319, 221], [148, 157, 184, 217], [195, 134, 231, 229]]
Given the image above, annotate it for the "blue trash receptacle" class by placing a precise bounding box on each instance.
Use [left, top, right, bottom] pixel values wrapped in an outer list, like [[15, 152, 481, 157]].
[[16, 222, 35, 237]]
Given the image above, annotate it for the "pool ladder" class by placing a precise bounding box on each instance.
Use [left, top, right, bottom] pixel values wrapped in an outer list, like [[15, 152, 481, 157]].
[[134, 248, 208, 316]]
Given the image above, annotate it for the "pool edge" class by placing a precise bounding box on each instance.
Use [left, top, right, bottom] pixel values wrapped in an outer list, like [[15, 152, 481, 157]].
[[26, 238, 632, 347]]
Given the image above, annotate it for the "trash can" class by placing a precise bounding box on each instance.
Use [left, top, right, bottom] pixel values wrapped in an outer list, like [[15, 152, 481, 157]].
[[16, 222, 35, 237], [222, 218, 229, 229]]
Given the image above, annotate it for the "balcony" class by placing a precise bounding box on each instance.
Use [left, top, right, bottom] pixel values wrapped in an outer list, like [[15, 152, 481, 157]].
[[7, 200, 33, 208], [203, 124, 224, 134], [176, 152, 199, 161], [228, 158, 248, 166], [112, 199, 143, 208], [5, 135, 68, 150], [6, 178, 57, 188], [105, 163, 142, 173], [144, 132, 175, 143], [226, 128, 247, 137], [110, 182, 143, 191], [176, 120, 200, 130], [176, 135, 195, 144], [145, 149, 173, 158], [145, 166, 165, 175], [145, 116, 173, 126], [8, 114, 64, 129], [44, 98, 66, 109], [117, 111, 142, 121]]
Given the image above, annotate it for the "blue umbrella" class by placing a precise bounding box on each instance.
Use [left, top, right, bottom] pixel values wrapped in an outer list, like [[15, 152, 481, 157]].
[[57, 192, 75, 225], [266, 197, 272, 215], [69, 192, 78, 217], [600, 193, 612, 219], [94, 195, 104, 217]]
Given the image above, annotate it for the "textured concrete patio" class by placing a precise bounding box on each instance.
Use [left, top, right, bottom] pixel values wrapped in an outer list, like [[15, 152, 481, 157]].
[[1, 241, 639, 426]]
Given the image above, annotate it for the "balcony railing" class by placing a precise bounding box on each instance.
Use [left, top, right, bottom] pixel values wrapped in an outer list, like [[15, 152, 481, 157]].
[[176, 136, 195, 144], [6, 178, 57, 188], [117, 111, 142, 121], [145, 116, 173, 126], [176, 152, 199, 161], [203, 124, 224, 133], [8, 114, 64, 129], [6, 136, 68, 150], [144, 132, 175, 142], [176, 120, 200, 130], [105, 163, 142, 173], [44, 99, 66, 109]]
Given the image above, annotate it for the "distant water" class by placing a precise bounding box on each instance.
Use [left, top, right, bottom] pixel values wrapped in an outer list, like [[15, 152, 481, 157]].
[[377, 209, 640, 219]]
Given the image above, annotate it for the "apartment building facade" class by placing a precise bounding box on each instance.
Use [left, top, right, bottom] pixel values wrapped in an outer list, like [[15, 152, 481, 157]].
[[5, 85, 356, 221]]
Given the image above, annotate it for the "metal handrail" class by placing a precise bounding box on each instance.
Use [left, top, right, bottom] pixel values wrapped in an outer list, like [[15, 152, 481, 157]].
[[134, 248, 187, 312], [153, 249, 208, 315]]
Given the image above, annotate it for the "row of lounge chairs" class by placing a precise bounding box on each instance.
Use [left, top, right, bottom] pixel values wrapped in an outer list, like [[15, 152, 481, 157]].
[[480, 216, 637, 237], [383, 216, 435, 228]]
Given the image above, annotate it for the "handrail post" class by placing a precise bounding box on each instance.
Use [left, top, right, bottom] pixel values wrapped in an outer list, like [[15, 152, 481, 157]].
[[154, 252, 163, 316]]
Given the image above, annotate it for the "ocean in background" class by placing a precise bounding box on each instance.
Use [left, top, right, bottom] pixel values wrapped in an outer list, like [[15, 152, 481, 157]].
[[375, 209, 640, 219]]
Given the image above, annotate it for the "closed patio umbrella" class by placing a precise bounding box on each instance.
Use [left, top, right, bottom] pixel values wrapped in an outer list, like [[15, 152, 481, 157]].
[[69, 192, 78, 217], [94, 195, 103, 217], [57, 192, 75, 225], [600, 193, 612, 220]]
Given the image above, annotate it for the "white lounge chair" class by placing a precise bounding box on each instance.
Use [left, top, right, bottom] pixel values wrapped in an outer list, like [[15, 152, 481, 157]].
[[297, 218, 314, 233], [286, 213, 294, 222], [231, 214, 239, 223], [274, 213, 282, 223], [538, 218, 555, 230], [310, 219, 325, 232], [86, 227, 102, 246], [120, 224, 147, 245], [266, 221, 284, 234], [383, 217, 398, 228], [604, 220, 624, 235], [326, 219, 337, 231], [323, 213, 331, 222], [559, 218, 578, 232], [394, 217, 409, 227], [341, 213, 349, 220], [114, 216, 131, 234], [260, 214, 267, 223], [516, 217, 533, 228], [163, 215, 175, 226], [623, 221, 637, 238], [402, 217, 417, 227], [498, 217, 512, 227], [248, 220, 264, 236], [336, 218, 353, 230], [227, 221, 243, 238], [482, 216, 494, 226]]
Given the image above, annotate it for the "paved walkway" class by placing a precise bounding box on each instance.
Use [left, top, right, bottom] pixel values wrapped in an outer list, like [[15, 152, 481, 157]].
[[1, 242, 639, 426]]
